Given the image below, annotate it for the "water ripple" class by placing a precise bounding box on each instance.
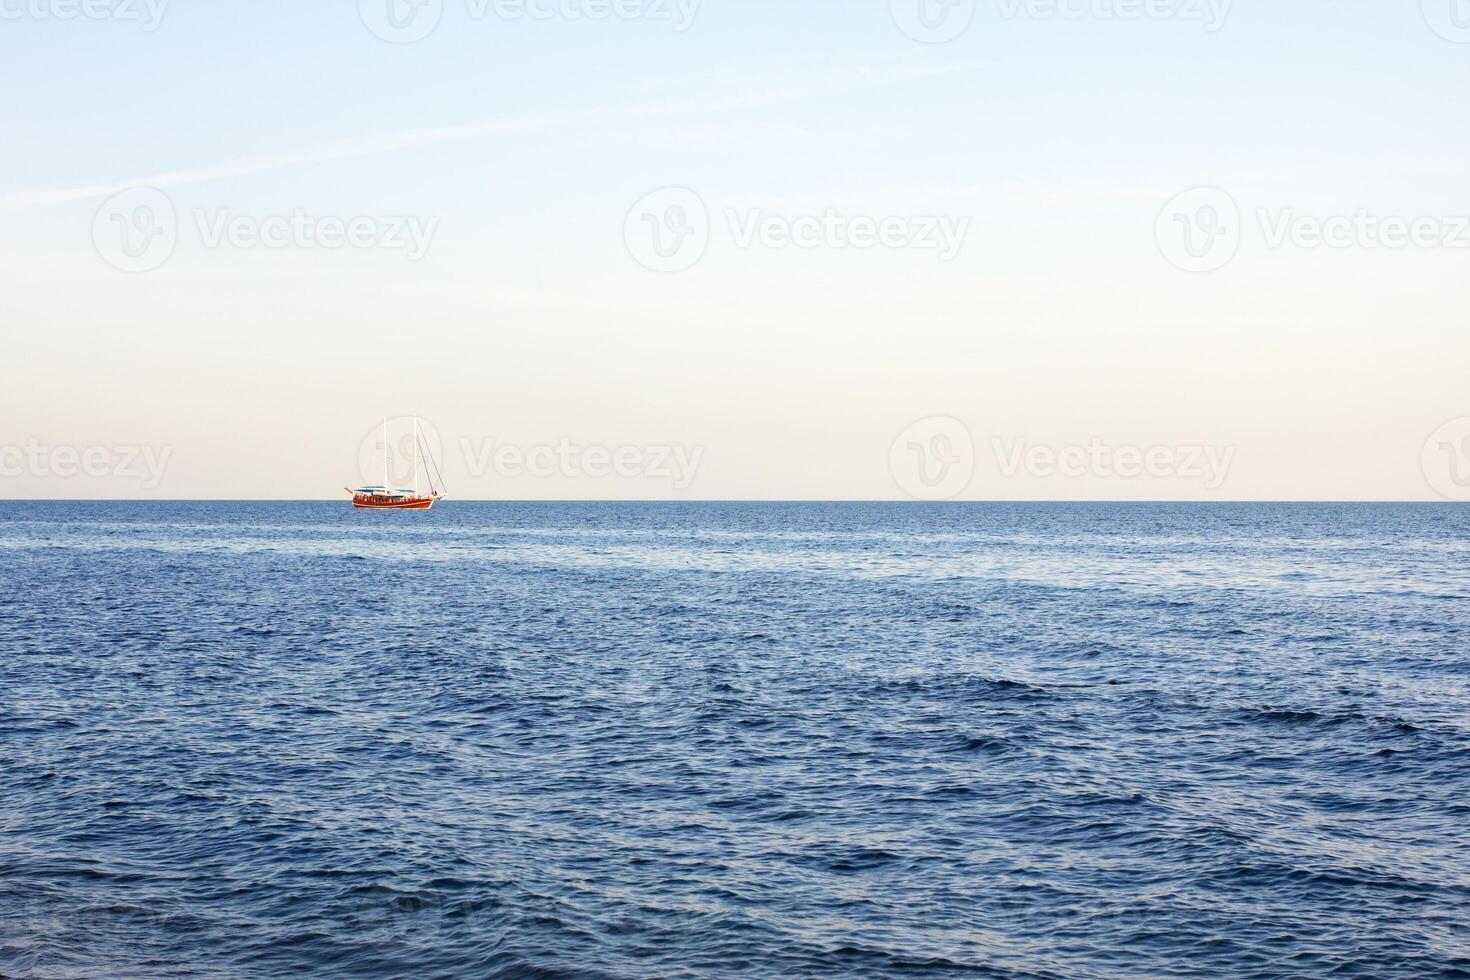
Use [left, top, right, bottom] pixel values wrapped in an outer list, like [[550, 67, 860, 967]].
[[2, 502, 1468, 978]]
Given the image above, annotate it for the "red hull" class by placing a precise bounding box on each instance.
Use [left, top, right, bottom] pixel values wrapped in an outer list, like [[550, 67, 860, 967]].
[[351, 495, 439, 510]]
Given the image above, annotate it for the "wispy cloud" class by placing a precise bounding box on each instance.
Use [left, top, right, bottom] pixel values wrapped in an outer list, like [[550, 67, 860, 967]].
[[0, 112, 574, 209], [0, 55, 975, 210]]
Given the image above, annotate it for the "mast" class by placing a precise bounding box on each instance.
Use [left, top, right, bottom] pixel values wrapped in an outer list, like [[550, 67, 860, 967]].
[[413, 416, 420, 496], [382, 416, 389, 492]]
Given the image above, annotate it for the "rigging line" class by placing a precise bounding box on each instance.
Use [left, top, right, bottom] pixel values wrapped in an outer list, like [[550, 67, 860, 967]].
[[419, 431, 446, 495], [424, 433, 445, 494]]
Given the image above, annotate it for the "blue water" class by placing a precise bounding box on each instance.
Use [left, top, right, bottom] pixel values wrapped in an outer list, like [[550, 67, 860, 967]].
[[2, 502, 1468, 979]]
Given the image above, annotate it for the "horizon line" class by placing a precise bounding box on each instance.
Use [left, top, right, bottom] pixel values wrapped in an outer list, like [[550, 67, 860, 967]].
[[0, 498, 1461, 506]]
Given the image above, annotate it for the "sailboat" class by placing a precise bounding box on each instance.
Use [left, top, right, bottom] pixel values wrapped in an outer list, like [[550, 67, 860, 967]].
[[346, 417, 445, 510]]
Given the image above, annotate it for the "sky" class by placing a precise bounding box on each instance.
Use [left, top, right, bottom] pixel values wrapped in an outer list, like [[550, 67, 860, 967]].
[[1, 0, 1468, 501]]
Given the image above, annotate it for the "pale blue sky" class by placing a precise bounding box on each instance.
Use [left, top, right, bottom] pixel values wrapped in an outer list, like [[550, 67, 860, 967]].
[[2, 1, 1468, 499]]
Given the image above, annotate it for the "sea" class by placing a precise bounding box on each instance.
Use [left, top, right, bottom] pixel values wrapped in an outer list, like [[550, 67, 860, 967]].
[[1, 501, 1468, 979]]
